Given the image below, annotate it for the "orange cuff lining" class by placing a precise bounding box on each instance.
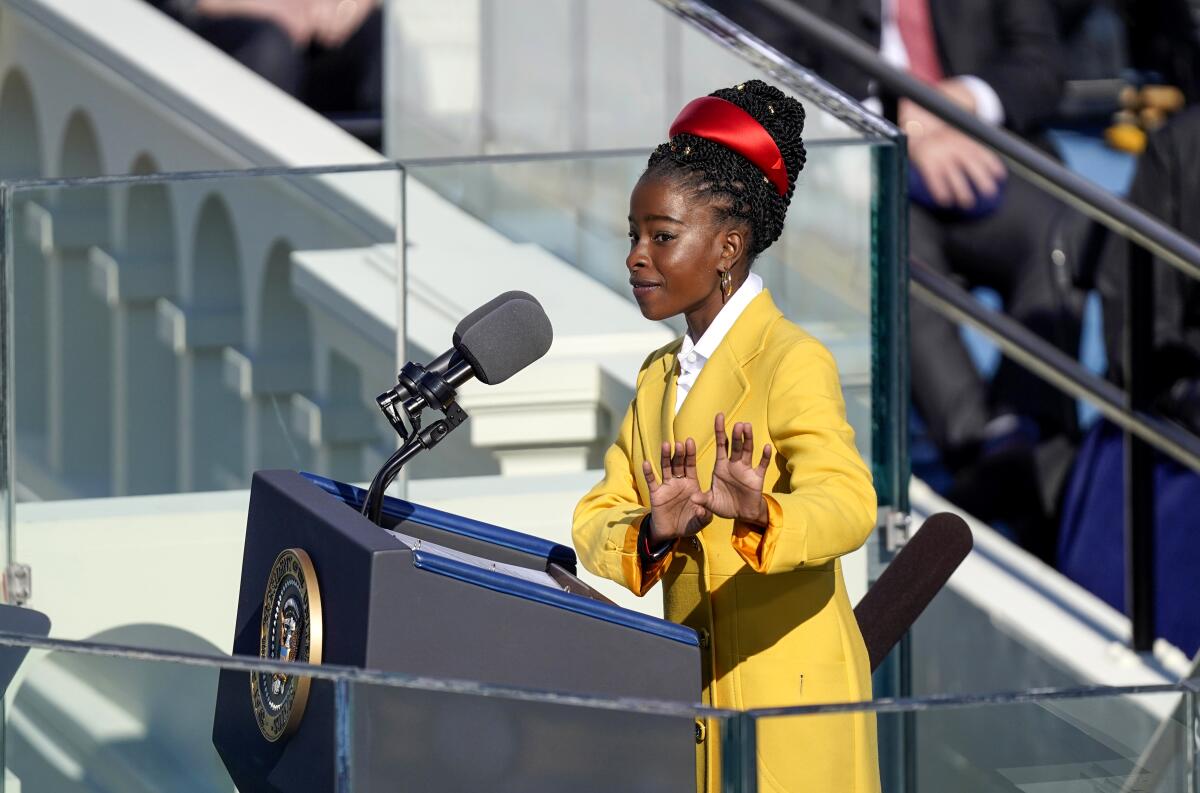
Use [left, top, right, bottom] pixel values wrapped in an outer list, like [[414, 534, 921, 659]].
[[731, 494, 784, 572], [620, 515, 672, 596]]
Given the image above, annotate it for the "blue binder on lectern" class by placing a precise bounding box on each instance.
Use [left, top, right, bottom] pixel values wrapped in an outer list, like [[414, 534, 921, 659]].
[[213, 470, 701, 793]]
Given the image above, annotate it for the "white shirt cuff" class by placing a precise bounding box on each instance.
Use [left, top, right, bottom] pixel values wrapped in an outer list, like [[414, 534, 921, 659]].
[[956, 75, 1005, 126]]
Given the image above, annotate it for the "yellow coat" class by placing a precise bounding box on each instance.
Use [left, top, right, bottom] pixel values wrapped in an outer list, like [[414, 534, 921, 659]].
[[573, 290, 881, 793]]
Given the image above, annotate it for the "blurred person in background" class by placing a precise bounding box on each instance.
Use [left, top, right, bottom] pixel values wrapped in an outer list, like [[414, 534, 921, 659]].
[[1058, 108, 1200, 656], [708, 0, 1080, 560], [1095, 109, 1200, 438], [147, 0, 382, 123]]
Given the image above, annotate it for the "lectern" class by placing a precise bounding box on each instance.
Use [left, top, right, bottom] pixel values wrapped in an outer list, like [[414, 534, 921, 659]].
[[213, 470, 701, 792]]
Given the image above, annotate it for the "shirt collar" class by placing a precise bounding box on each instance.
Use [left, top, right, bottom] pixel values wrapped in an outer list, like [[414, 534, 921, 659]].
[[678, 272, 764, 366]]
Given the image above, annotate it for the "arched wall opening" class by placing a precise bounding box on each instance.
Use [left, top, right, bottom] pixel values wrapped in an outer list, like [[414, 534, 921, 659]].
[[0, 69, 41, 178], [122, 154, 181, 494], [189, 195, 245, 491], [54, 110, 113, 496], [255, 241, 315, 473], [0, 70, 49, 479]]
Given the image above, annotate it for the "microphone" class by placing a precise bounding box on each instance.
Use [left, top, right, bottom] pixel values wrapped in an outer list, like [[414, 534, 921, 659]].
[[413, 291, 542, 394], [383, 291, 553, 421], [853, 512, 973, 672], [451, 290, 533, 347], [364, 292, 553, 525], [453, 291, 553, 384]]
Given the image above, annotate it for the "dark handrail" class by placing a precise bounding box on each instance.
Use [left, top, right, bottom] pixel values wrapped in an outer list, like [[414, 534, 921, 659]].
[[910, 259, 1200, 473], [751, 0, 1200, 283], [667, 0, 900, 138]]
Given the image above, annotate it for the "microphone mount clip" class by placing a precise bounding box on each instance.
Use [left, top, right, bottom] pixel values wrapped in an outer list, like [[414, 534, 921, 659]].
[[376, 356, 468, 443], [364, 356, 470, 526]]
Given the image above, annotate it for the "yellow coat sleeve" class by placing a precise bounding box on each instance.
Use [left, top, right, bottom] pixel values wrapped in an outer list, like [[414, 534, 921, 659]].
[[572, 399, 673, 596], [731, 340, 877, 573]]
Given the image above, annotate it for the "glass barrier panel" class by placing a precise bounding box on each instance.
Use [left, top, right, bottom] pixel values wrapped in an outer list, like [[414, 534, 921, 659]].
[[5, 166, 401, 501], [1, 639, 349, 793], [0, 165, 402, 648], [385, 0, 891, 159], [347, 678, 737, 793], [3, 628, 1191, 793], [752, 689, 1192, 793], [403, 141, 883, 475], [0, 634, 744, 793]]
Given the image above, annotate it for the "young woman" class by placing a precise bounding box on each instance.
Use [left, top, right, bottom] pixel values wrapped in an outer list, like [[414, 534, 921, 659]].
[[572, 80, 880, 793]]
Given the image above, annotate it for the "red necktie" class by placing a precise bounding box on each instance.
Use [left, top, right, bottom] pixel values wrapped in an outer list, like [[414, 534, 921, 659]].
[[897, 0, 944, 84]]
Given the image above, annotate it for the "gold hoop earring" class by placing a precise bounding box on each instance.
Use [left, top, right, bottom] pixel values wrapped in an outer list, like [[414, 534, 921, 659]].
[[720, 270, 733, 301]]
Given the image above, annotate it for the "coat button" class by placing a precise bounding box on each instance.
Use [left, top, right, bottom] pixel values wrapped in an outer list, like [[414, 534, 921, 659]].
[[695, 719, 706, 743], [697, 627, 710, 648], [690, 537, 701, 551]]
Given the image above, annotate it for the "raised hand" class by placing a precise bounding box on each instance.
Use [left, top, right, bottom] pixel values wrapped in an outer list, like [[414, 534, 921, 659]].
[[696, 413, 772, 526], [641, 439, 713, 544], [899, 95, 1005, 210]]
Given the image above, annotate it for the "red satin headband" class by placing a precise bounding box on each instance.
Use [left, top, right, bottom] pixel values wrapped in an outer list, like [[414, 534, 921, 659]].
[[668, 96, 789, 197]]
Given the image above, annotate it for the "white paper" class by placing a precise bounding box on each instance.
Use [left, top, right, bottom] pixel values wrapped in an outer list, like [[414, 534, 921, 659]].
[[388, 530, 562, 591]]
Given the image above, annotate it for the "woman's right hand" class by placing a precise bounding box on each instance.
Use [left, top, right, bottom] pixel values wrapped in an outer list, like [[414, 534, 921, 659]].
[[641, 439, 713, 544]]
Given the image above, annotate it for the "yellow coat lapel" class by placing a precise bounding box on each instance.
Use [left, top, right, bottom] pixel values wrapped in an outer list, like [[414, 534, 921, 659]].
[[634, 342, 679, 466], [637, 291, 783, 472]]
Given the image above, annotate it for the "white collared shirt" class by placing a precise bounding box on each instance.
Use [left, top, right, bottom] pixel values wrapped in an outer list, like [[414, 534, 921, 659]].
[[674, 272, 764, 413]]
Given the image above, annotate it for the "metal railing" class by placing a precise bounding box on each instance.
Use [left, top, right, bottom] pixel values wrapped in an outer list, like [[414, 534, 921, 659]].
[[740, 0, 1200, 652]]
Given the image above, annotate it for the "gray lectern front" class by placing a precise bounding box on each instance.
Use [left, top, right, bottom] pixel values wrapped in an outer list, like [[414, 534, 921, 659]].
[[213, 470, 701, 792]]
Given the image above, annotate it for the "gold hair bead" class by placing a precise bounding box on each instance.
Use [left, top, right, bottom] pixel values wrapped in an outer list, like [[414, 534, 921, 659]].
[[763, 175, 770, 183], [768, 104, 775, 114], [736, 83, 745, 91], [683, 146, 691, 156]]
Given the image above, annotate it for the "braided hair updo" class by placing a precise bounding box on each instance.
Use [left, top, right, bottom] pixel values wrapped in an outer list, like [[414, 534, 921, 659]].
[[644, 80, 806, 262]]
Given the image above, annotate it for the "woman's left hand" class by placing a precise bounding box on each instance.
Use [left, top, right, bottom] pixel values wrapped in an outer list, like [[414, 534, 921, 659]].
[[693, 413, 772, 526]]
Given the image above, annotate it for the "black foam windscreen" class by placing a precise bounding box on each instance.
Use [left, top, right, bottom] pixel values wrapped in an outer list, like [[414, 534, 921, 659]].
[[454, 292, 553, 385], [452, 291, 531, 347], [854, 512, 973, 672]]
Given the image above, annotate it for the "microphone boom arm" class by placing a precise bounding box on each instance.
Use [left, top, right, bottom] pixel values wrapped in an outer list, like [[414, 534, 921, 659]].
[[360, 290, 552, 526], [364, 359, 471, 525]]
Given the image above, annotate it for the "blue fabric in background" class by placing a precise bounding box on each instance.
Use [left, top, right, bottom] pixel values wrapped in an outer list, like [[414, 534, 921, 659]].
[[1057, 418, 1200, 657], [1046, 128, 1137, 195]]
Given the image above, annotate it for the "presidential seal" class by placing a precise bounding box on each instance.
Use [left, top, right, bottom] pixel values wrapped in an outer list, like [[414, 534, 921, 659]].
[[251, 548, 323, 742]]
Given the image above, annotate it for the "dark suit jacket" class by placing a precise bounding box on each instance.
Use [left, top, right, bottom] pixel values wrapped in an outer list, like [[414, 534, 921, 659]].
[[706, 0, 1064, 136], [1097, 108, 1200, 400]]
